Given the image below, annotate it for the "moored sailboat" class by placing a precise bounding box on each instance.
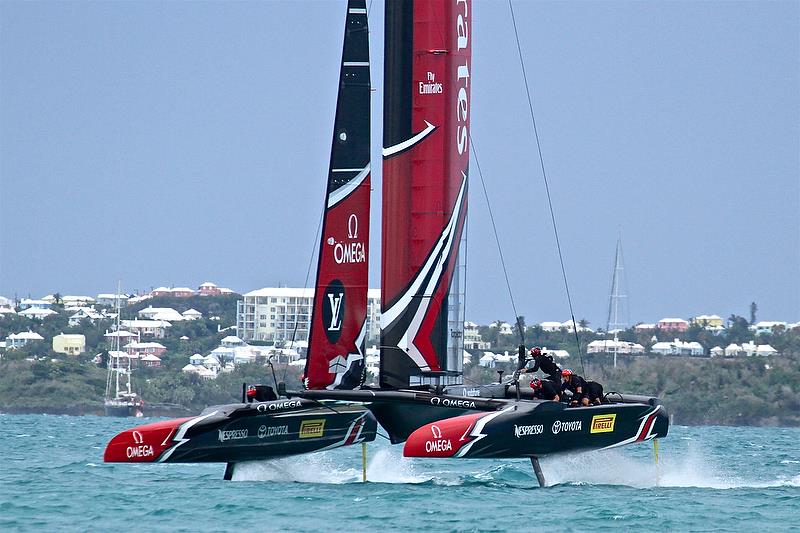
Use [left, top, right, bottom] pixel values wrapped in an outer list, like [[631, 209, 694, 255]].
[[104, 285, 144, 417]]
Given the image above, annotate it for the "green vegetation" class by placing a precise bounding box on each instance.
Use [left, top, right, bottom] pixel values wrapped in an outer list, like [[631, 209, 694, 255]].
[[1, 299, 798, 427]]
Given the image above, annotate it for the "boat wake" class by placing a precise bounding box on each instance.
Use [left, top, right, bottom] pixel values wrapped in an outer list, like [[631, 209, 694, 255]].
[[230, 441, 800, 490], [232, 448, 431, 484], [542, 445, 800, 490]]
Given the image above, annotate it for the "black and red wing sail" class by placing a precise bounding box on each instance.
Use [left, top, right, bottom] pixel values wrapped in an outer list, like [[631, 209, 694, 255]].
[[305, 0, 371, 390], [380, 0, 471, 389]]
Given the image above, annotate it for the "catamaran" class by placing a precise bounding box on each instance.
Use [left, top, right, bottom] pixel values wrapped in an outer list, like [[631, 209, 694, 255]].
[[105, 0, 668, 485]]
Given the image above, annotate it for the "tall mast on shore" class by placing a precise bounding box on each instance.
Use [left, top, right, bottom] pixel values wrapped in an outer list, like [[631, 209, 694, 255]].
[[606, 233, 629, 367]]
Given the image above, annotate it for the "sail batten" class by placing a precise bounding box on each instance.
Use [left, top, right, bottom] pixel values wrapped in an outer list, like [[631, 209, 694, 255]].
[[304, 0, 371, 390]]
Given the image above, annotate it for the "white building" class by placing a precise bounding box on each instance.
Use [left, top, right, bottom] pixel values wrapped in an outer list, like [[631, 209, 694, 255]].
[[138, 306, 185, 322], [236, 287, 381, 343], [478, 351, 517, 368], [61, 295, 96, 307], [104, 330, 139, 344], [68, 307, 104, 326], [18, 307, 57, 319], [539, 321, 563, 332], [5, 331, 45, 349], [19, 299, 51, 310], [120, 319, 171, 338], [752, 321, 788, 335], [587, 339, 645, 354], [96, 293, 130, 307], [561, 320, 593, 333], [182, 361, 216, 380], [741, 342, 779, 357], [489, 321, 515, 336], [182, 309, 203, 320], [724, 343, 744, 357], [464, 321, 490, 350], [709, 346, 725, 357], [651, 339, 704, 356], [140, 353, 162, 367]]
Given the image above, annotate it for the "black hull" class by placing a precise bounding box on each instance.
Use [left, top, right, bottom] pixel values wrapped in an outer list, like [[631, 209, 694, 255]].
[[105, 399, 377, 464], [290, 388, 669, 459], [104, 404, 143, 418], [404, 398, 669, 459]]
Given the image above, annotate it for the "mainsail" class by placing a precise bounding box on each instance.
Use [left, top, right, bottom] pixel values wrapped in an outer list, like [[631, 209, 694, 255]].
[[380, 0, 471, 388], [304, 0, 371, 390]]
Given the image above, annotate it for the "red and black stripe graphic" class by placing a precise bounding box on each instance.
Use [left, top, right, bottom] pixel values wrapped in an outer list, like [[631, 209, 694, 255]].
[[380, 0, 472, 389], [305, 0, 371, 390]]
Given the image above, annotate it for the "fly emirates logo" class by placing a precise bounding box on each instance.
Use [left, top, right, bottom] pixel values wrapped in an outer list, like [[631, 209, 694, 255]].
[[455, 0, 470, 156]]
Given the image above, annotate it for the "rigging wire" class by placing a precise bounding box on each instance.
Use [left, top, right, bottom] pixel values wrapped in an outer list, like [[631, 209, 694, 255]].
[[469, 135, 525, 346], [283, 208, 325, 383], [507, 0, 585, 374]]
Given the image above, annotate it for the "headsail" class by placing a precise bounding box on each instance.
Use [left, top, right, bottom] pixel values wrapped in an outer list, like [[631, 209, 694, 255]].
[[305, 0, 371, 390], [380, 0, 471, 389]]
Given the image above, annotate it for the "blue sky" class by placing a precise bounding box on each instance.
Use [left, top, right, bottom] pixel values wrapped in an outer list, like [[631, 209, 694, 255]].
[[1, 0, 797, 326]]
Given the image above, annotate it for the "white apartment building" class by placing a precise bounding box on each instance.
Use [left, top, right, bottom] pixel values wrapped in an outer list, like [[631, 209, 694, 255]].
[[464, 321, 490, 350], [237, 287, 382, 343]]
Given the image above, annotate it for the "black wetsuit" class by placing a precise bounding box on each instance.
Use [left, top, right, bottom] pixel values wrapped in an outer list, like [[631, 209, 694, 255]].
[[561, 375, 589, 404], [533, 379, 560, 401], [530, 353, 561, 383], [586, 381, 604, 403]]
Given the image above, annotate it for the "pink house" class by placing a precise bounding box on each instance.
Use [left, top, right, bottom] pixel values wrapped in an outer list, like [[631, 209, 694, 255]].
[[198, 282, 221, 296], [150, 286, 196, 298], [124, 341, 167, 357], [657, 318, 689, 332], [170, 287, 196, 298], [150, 287, 171, 297]]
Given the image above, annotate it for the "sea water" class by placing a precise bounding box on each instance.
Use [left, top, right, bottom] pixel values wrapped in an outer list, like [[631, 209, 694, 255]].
[[1, 414, 798, 532]]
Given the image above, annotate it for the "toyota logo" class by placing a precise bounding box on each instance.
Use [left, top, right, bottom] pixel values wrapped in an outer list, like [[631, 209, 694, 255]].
[[132, 430, 144, 444], [430, 425, 442, 439]]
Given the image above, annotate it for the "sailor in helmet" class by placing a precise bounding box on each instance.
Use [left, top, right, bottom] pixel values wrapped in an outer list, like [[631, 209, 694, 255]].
[[560, 369, 604, 406], [522, 346, 561, 385], [529, 377, 561, 401]]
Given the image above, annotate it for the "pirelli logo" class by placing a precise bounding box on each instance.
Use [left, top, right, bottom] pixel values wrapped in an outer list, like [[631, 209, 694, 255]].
[[299, 419, 326, 439], [590, 414, 617, 434]]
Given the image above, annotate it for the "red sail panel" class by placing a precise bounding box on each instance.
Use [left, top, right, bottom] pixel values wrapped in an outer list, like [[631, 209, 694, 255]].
[[381, 0, 471, 389], [305, 0, 371, 390]]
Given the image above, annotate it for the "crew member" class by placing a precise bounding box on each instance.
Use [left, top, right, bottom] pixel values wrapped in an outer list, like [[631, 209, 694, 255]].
[[585, 380, 604, 405], [530, 377, 560, 401], [561, 369, 592, 407], [523, 347, 561, 384]]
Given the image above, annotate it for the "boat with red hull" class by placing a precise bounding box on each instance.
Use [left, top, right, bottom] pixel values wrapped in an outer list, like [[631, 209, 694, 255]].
[[287, 0, 668, 486], [104, 399, 375, 473], [106, 0, 669, 485], [105, 0, 378, 479]]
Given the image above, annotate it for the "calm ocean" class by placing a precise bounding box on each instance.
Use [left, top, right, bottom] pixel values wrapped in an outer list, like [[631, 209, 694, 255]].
[[1, 414, 798, 532]]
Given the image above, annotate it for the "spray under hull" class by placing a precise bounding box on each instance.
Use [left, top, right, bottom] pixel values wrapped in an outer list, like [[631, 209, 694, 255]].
[[104, 399, 377, 464]]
